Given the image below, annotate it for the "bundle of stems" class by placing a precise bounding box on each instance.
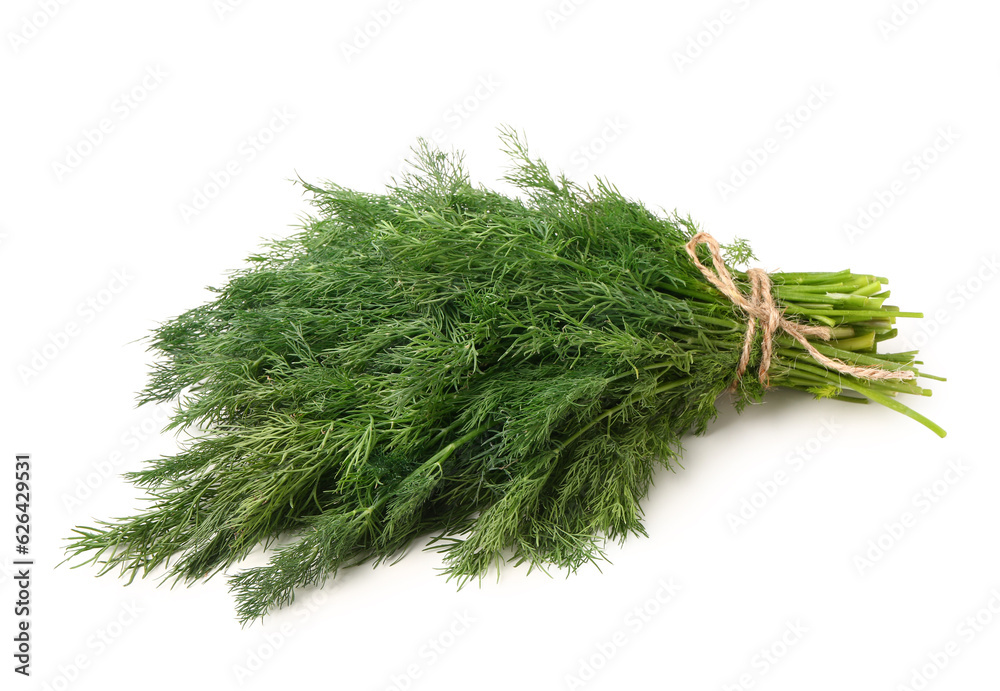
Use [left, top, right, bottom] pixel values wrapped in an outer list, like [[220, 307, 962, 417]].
[[65, 129, 943, 623]]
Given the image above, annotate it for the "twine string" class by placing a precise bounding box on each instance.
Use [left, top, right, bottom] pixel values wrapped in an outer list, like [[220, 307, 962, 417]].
[[683, 232, 914, 388]]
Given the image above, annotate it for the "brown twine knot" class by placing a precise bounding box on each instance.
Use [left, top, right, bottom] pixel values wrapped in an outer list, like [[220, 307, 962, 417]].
[[683, 232, 914, 389]]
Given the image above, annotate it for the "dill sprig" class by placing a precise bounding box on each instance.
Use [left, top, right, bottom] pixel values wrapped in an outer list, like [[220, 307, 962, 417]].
[[64, 127, 943, 624]]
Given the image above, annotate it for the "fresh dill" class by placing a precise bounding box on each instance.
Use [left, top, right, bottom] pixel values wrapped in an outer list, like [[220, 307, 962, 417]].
[[64, 127, 943, 624]]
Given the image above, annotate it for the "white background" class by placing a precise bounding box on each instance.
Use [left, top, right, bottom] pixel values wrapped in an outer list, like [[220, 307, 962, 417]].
[[2, 1, 998, 689]]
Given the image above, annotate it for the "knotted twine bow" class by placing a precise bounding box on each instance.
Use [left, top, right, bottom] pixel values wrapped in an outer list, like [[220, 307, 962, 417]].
[[684, 232, 914, 389]]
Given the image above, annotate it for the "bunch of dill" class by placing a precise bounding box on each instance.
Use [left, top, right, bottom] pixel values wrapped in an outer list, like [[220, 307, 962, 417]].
[[66, 128, 942, 623]]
